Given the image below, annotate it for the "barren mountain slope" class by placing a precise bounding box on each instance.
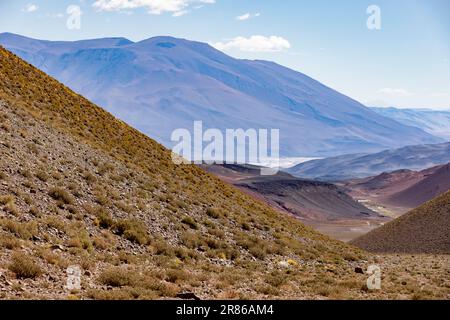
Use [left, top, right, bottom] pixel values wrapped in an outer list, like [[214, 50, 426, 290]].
[[0, 33, 441, 157], [202, 164, 379, 221], [385, 163, 450, 208], [343, 163, 450, 215], [351, 191, 450, 254], [0, 47, 449, 300], [0, 46, 357, 299]]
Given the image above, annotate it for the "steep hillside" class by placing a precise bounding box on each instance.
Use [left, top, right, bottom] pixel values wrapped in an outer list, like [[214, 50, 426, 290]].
[[385, 163, 450, 208], [0, 46, 370, 299], [288, 142, 450, 181], [351, 191, 450, 254], [1, 48, 449, 300], [371, 107, 450, 140], [0, 33, 440, 157], [343, 163, 450, 213]]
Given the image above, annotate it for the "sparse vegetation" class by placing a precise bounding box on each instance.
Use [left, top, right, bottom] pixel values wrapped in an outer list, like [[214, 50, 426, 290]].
[[0, 219, 38, 240], [48, 187, 74, 205], [99, 267, 135, 287], [206, 208, 222, 219], [0, 46, 447, 300], [8, 252, 42, 279], [115, 219, 149, 245], [35, 170, 49, 182], [0, 234, 21, 249], [181, 216, 198, 229]]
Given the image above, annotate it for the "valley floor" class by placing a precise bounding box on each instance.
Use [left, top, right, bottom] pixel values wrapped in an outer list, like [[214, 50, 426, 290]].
[[304, 219, 387, 243]]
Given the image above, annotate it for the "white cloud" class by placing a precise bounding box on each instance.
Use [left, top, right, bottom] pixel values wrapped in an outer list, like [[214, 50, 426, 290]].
[[236, 13, 250, 21], [24, 4, 38, 13], [212, 35, 291, 53], [378, 88, 413, 97], [92, 0, 215, 16], [236, 12, 260, 21]]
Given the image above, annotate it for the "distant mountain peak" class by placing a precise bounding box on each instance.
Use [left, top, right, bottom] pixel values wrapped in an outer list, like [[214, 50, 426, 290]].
[[0, 33, 441, 157]]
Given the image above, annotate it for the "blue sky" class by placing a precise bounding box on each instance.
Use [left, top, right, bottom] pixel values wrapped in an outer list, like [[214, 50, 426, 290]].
[[0, 0, 449, 109]]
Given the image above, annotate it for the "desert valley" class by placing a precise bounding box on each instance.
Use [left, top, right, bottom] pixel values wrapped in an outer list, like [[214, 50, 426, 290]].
[[0, 33, 450, 300], [0, 4, 449, 316]]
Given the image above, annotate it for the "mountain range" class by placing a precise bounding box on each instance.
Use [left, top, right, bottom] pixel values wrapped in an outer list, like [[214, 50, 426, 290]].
[[0, 32, 441, 158], [344, 162, 450, 213], [202, 164, 385, 241], [202, 164, 379, 222], [287, 142, 450, 181], [371, 107, 450, 140]]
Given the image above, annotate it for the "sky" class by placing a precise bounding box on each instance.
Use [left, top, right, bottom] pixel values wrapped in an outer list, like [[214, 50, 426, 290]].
[[0, 0, 449, 110]]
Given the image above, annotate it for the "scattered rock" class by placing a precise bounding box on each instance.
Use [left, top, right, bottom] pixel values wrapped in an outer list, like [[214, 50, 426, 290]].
[[50, 244, 65, 251], [355, 267, 365, 274], [176, 292, 201, 301]]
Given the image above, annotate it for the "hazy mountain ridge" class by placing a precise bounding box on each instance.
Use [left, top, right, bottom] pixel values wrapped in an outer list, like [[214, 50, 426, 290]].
[[371, 107, 450, 140], [0, 32, 441, 157], [287, 142, 450, 181]]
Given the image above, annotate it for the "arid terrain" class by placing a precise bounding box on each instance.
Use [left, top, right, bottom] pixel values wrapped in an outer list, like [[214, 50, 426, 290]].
[[352, 190, 450, 254], [343, 163, 450, 218], [0, 47, 449, 300], [203, 164, 388, 241]]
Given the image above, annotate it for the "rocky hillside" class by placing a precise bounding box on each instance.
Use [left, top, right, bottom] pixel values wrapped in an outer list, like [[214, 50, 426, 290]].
[[0, 46, 361, 299], [351, 191, 450, 254], [0, 47, 449, 300]]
